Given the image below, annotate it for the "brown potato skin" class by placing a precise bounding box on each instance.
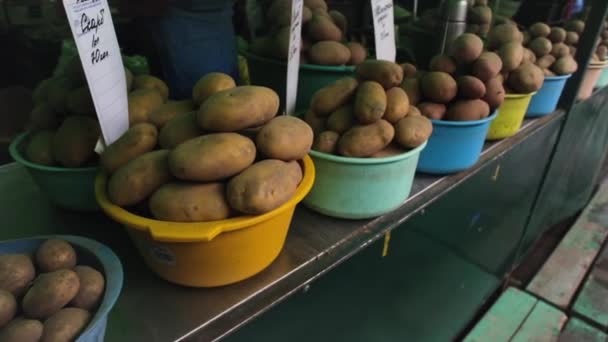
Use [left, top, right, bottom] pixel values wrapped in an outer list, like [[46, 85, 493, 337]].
[[472, 52, 503, 82], [150, 182, 231, 222], [400, 77, 421, 105], [418, 102, 447, 120], [313, 131, 340, 154], [483, 77, 506, 109], [22, 269, 80, 319], [394, 116, 432, 149], [536, 55, 556, 69], [338, 119, 394, 157], [421, 72, 457, 103], [306, 15, 342, 42], [28, 103, 59, 131], [551, 43, 570, 58], [70, 266, 105, 311], [148, 100, 195, 128], [429, 54, 457, 74], [487, 24, 521, 49], [159, 112, 205, 149], [326, 105, 355, 134], [169, 133, 256, 182], [52, 116, 100, 168], [549, 27, 567, 43], [35, 239, 77, 273], [400, 63, 417, 78], [192, 73, 236, 106], [347, 42, 367, 65], [457, 76, 487, 99], [256, 116, 313, 161], [329, 10, 347, 32], [384, 87, 410, 124], [408, 106, 422, 116], [26, 130, 55, 166], [308, 41, 351, 66], [552, 56, 578, 75], [101, 123, 158, 174], [41, 308, 91, 342], [449, 33, 483, 64], [356, 60, 404, 89], [198, 86, 279, 131], [508, 63, 545, 93], [108, 150, 172, 206], [311, 77, 358, 116], [227, 160, 303, 215], [445, 99, 491, 121], [0, 319, 43, 342], [304, 110, 326, 134], [529, 37, 553, 57], [133, 75, 169, 101], [354, 81, 387, 124], [0, 254, 35, 296], [498, 42, 524, 72], [128, 89, 164, 125], [66, 86, 95, 117], [0, 290, 16, 328]]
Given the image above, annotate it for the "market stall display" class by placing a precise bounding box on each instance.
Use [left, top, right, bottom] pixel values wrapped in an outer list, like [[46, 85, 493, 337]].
[[595, 20, 608, 88]]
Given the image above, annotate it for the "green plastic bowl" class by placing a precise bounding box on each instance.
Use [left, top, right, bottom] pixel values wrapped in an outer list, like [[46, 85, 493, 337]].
[[241, 51, 355, 113], [303, 142, 427, 219], [9, 132, 99, 211]]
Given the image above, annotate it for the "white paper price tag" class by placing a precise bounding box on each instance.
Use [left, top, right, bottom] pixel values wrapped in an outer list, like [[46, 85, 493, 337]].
[[63, 0, 129, 146], [371, 0, 396, 62], [285, 0, 304, 115]]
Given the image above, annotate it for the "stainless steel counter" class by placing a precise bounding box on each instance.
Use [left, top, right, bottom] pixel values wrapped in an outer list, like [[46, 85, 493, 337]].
[[0, 113, 562, 341]]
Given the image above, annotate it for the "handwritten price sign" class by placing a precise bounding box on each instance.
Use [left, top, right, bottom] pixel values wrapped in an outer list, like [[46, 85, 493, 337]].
[[63, 0, 128, 146], [371, 0, 396, 62], [285, 0, 303, 115]]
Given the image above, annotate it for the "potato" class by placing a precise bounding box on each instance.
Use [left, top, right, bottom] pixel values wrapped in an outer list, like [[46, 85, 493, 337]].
[[306, 15, 342, 42], [32, 78, 53, 104], [487, 24, 521, 49], [66, 86, 95, 116], [457, 76, 486, 99], [256, 116, 313, 161], [0, 290, 16, 328], [0, 319, 43, 342], [371, 143, 408, 158], [468, 5, 492, 24], [529, 22, 551, 37], [445, 99, 490, 121], [28, 103, 59, 131], [552, 55, 578, 75], [523, 48, 537, 63], [227, 160, 302, 214], [169, 133, 256, 182], [544, 68, 556, 76], [418, 102, 447, 120], [449, 33, 483, 64], [394, 116, 432, 149], [421, 72, 457, 103], [0, 254, 35, 296], [598, 46, 608, 61], [309, 41, 351, 65], [22, 269, 80, 319], [304, 109, 326, 134], [529, 37, 553, 57], [326, 105, 355, 134], [26, 130, 55, 166], [272, 26, 291, 60], [47, 81, 70, 113], [41, 308, 91, 342], [125, 68, 134, 91], [133, 75, 169, 101], [565, 20, 585, 34], [472, 51, 503, 82], [108, 150, 172, 206], [337, 119, 394, 157], [536, 55, 556, 69], [400, 63, 417, 78], [565, 31, 579, 45], [408, 105, 421, 116], [100, 123, 157, 173], [70, 266, 104, 310], [128, 89, 164, 125], [150, 182, 231, 222], [354, 81, 387, 124], [483, 77, 506, 108], [429, 54, 457, 74], [549, 27, 567, 43], [52, 116, 99, 168], [35, 239, 76, 272], [198, 86, 279, 131], [329, 10, 347, 32], [384, 87, 410, 124], [508, 63, 544, 93], [192, 73, 236, 106], [346, 42, 367, 65], [400, 77, 421, 105], [158, 112, 204, 149], [356, 60, 404, 89], [498, 42, 524, 72], [313, 131, 340, 154], [148, 100, 195, 128], [305, 0, 328, 11], [311, 77, 358, 116]]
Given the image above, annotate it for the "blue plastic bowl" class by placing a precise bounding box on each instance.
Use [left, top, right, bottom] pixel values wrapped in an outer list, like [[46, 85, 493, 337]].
[[526, 74, 571, 117], [417, 113, 497, 174], [0, 235, 123, 342]]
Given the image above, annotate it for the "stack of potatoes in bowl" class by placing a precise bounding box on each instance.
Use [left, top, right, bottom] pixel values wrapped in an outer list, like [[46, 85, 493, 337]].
[[250, 0, 367, 66], [102, 73, 314, 220], [523, 22, 579, 76], [400, 33, 506, 122], [306, 60, 432, 157], [465, 0, 493, 38]]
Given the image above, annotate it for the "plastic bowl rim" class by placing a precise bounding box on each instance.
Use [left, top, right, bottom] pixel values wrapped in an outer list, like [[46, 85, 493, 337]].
[[544, 73, 573, 80], [309, 140, 427, 165], [430, 111, 498, 127], [505, 92, 537, 99]]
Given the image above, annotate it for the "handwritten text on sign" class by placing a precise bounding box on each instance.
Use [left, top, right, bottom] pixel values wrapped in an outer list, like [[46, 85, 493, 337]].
[[63, 0, 129, 145], [371, 0, 396, 62], [285, 0, 303, 115]]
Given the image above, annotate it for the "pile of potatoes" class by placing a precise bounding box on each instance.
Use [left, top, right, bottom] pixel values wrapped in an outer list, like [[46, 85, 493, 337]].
[[250, 0, 367, 66], [523, 22, 579, 76], [399, 33, 505, 121], [466, 0, 493, 38], [594, 20, 608, 62], [0, 239, 105, 342], [102, 73, 314, 220], [306, 60, 432, 157]]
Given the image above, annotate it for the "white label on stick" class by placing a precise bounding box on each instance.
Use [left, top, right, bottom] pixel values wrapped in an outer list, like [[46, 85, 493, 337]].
[[63, 0, 129, 146], [371, 0, 396, 62], [285, 0, 303, 115]]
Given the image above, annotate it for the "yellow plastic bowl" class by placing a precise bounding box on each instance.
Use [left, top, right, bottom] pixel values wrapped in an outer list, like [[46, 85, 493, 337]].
[[94, 156, 315, 287], [486, 92, 536, 141]]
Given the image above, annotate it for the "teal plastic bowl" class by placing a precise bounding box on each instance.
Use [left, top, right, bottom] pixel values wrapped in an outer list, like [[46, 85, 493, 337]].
[[9, 132, 99, 211], [241, 51, 355, 113], [304, 142, 426, 219], [597, 66, 608, 89]]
